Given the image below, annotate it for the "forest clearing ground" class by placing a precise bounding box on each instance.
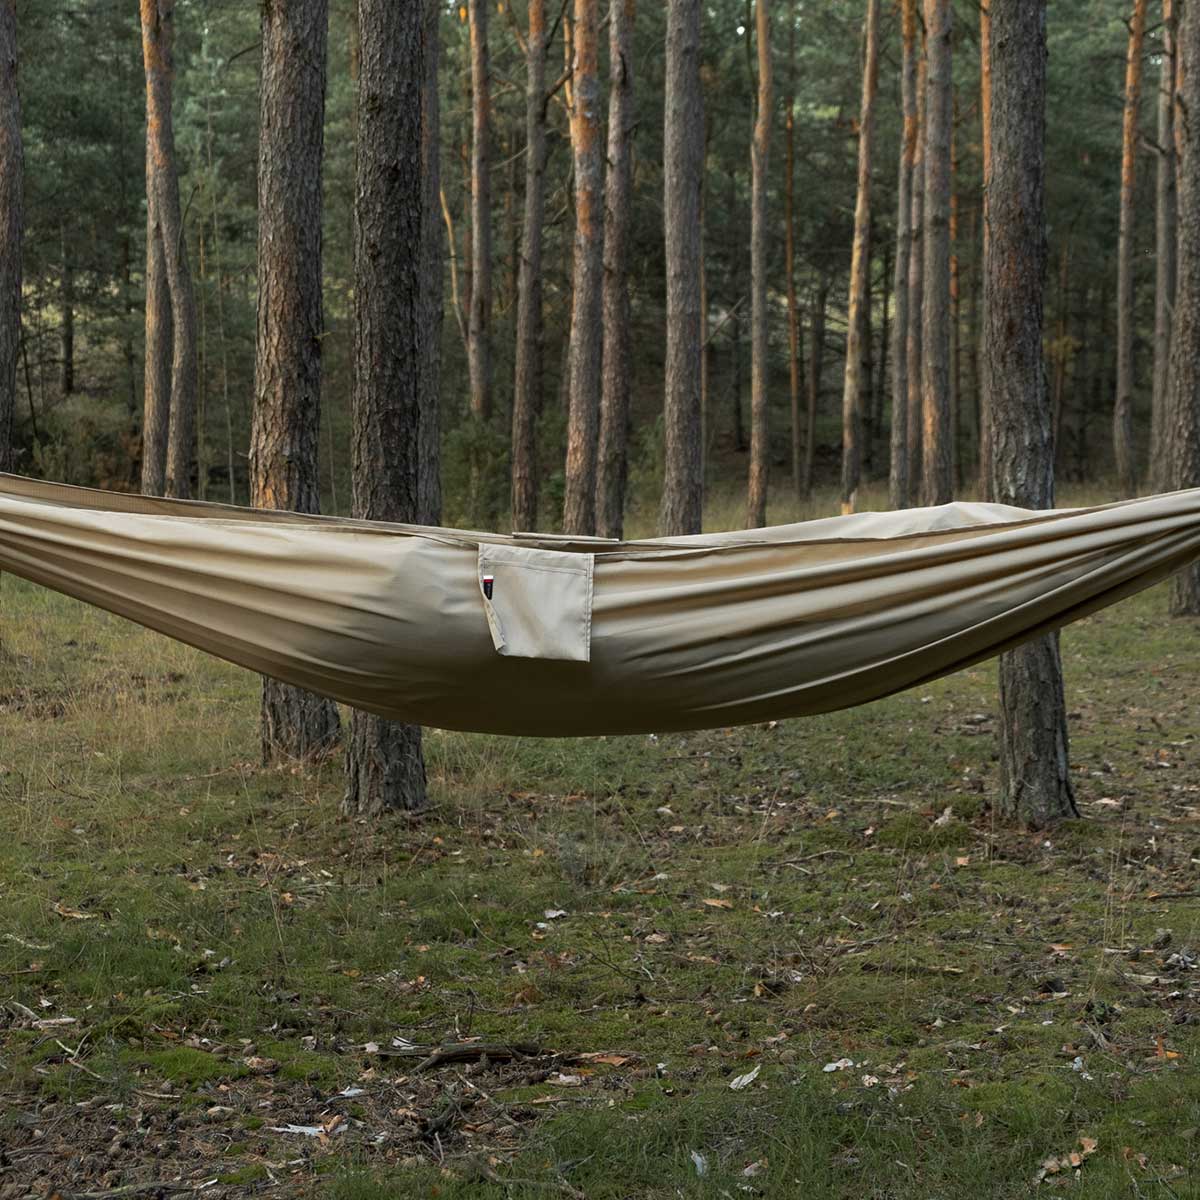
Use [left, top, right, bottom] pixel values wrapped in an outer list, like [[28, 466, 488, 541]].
[[1, 490, 1199, 1198]]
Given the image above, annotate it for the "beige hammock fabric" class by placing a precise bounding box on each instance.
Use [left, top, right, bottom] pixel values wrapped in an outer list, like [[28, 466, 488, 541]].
[[0, 472, 1198, 737]]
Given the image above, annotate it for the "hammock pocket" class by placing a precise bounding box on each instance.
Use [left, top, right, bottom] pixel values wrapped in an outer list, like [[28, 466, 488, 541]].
[[0, 473, 1197, 737]]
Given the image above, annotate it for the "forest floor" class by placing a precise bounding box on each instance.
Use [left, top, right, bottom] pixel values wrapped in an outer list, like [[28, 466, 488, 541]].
[[1, 487, 1199, 1199]]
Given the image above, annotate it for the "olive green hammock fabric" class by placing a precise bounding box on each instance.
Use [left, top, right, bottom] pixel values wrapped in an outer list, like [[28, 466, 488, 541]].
[[1, 472, 1198, 737]]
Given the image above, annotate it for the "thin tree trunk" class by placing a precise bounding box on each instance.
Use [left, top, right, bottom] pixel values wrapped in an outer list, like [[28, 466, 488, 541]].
[[803, 278, 828, 497], [1167, 0, 1200, 613], [60, 224, 74, 396], [141, 0, 198, 501], [890, 0, 917, 509], [746, 0, 772, 528], [563, 0, 604, 535], [250, 0, 341, 765], [141, 189, 171, 496], [840, 0, 880, 514], [906, 34, 927, 499], [660, 0, 705, 535], [1151, 0, 1177, 490], [1115, 0, 1150, 494], [0, 0, 19, 475], [467, 0, 492, 422], [920, 0, 953, 506], [875, 237, 891, 474], [1051, 239, 1071, 458], [204, 99, 236, 505], [345, 0, 440, 816], [984, 0, 1075, 827], [786, 0, 802, 504], [949, 99, 960, 487], [511, 0, 548, 531], [978, 0, 993, 499], [596, 0, 635, 539]]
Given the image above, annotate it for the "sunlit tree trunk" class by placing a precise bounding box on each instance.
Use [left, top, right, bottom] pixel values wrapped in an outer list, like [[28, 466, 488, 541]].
[[0, 0, 19, 476], [1114, 0, 1150, 494], [921, 0, 953, 506], [978, 0, 993, 499], [746, 0, 772, 528], [563, 0, 604, 535], [985, 0, 1076, 827], [1167, 0, 1200, 613], [1151, 0, 1177, 490], [467, 0, 492, 422], [660, 0, 705, 535], [345, 0, 441, 816], [250, 0, 340, 765], [840, 0, 880, 514], [512, 0, 548, 531], [597, 0, 636, 539], [889, 0, 917, 509]]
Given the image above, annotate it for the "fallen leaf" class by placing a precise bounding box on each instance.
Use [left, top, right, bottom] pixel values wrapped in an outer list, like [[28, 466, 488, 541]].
[[703, 898, 734, 910], [729, 1064, 761, 1090]]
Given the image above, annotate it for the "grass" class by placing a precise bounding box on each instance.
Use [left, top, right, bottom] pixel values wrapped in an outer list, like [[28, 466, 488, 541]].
[[1, 483, 1198, 1198]]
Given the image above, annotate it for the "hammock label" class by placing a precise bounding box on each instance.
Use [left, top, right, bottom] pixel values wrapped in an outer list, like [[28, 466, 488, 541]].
[[482, 574, 494, 600]]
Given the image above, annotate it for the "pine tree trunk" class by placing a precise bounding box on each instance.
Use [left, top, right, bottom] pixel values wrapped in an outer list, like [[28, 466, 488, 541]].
[[467, 0, 492, 423], [660, 0, 705, 535], [840, 0, 880, 513], [142, 194, 172, 494], [920, 0, 953, 506], [596, 0, 636, 540], [344, 0, 440, 816], [746, 0, 772, 528], [1151, 0, 1177, 491], [906, 37, 927, 499], [977, 0, 993, 500], [1167, 0, 1200, 614], [786, 0, 802, 505], [511, 0, 548, 532], [889, 0, 917, 509], [984, 0, 1076, 828], [0, 0, 19, 476], [803, 278, 828, 497], [563, 0, 604, 535], [140, 0, 198, 501], [1115, 0, 1150, 494], [250, 0, 341, 765]]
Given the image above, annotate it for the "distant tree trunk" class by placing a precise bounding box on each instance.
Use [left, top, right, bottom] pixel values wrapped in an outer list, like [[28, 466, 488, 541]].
[[840, 0, 880, 514], [1115, 0, 1149, 494], [978, 0, 993, 499], [60, 225, 74, 396], [597, 0, 636, 539], [141, 0, 198, 501], [1051, 239, 1071, 455], [786, 0, 802, 504], [660, 0, 705, 535], [1151, 0, 1178, 491], [890, 0, 917, 509], [1167, 0, 1200, 613], [0, 0, 19, 475], [949, 109, 961, 486], [563, 0, 604, 535], [746, 0, 772, 528], [803, 278, 828, 496], [345, 0, 440, 816], [984, 0, 1076, 827], [467, 0, 492, 422], [141, 195, 171, 493], [875, 238, 891, 472], [906, 36, 927, 499], [920, 0, 952, 506], [250, 0, 341, 765], [512, 0, 548, 531]]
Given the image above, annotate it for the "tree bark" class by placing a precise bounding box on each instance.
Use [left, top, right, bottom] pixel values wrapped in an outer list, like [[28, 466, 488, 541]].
[[1166, 0, 1200, 614], [467, 0, 492, 422], [889, 0, 917, 509], [344, 0, 441, 816], [141, 190, 172, 494], [1151, 0, 1178, 490], [1115, 0, 1150, 495], [984, 0, 1076, 827], [511, 0, 548, 532], [140, 0, 198, 501], [978, 0, 993, 499], [906, 35, 927, 499], [250, 0, 341, 765], [746, 0, 772, 528], [920, 0, 953, 506], [786, 0, 803, 505], [563, 0, 604, 535], [596, 0, 636, 539], [840, 0, 880, 514], [660, 0, 705, 535], [803, 278, 828, 497], [0, 0, 19, 476]]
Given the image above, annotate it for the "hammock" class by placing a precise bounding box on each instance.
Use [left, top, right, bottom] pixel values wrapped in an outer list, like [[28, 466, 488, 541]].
[[0, 472, 1197, 737]]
